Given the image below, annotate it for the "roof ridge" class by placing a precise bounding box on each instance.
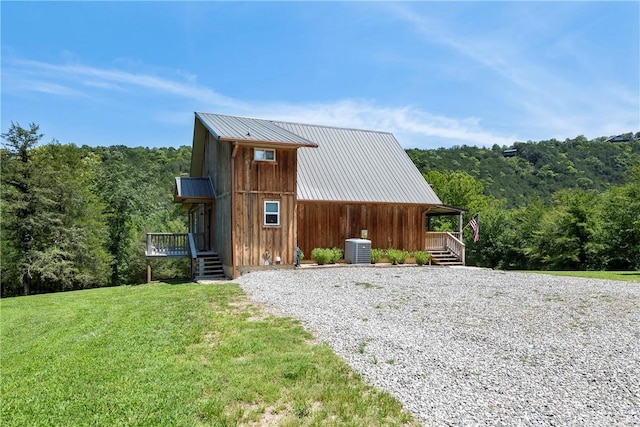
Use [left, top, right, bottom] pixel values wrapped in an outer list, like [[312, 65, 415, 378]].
[[195, 111, 393, 136], [271, 119, 393, 136]]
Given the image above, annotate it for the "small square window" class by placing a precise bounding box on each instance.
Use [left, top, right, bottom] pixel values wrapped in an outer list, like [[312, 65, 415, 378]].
[[264, 201, 280, 226], [255, 148, 276, 161]]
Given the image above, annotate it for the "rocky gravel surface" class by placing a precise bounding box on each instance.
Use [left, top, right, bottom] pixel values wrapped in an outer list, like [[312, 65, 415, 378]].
[[236, 265, 640, 426]]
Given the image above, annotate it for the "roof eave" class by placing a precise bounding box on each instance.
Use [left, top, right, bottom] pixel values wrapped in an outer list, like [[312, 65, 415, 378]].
[[220, 137, 318, 148], [426, 205, 468, 216], [297, 198, 441, 206], [174, 196, 214, 204]]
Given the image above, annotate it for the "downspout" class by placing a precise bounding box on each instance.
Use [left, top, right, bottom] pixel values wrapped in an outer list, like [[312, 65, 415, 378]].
[[231, 142, 238, 279]]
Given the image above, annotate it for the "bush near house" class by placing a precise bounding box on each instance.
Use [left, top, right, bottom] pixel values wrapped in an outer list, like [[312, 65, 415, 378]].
[[386, 249, 409, 265], [311, 248, 332, 265], [413, 251, 431, 266], [371, 248, 384, 264], [311, 247, 344, 265], [330, 247, 344, 264]]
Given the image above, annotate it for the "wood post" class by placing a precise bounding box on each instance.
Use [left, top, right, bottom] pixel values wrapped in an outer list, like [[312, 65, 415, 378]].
[[147, 259, 151, 283]]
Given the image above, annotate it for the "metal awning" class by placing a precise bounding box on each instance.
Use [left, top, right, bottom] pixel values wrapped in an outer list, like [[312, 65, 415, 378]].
[[174, 177, 215, 203]]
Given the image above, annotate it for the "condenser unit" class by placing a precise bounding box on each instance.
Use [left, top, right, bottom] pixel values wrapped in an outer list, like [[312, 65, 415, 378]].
[[345, 238, 371, 264]]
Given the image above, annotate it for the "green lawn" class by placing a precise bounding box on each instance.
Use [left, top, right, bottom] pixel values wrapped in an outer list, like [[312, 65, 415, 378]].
[[518, 270, 640, 282], [1, 283, 416, 426]]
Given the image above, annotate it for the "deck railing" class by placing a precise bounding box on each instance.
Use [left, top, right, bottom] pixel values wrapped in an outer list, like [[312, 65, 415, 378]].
[[445, 232, 465, 265], [146, 233, 196, 259], [425, 232, 465, 264]]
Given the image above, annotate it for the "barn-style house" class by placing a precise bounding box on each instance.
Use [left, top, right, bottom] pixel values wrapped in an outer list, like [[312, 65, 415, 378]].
[[146, 112, 465, 280]]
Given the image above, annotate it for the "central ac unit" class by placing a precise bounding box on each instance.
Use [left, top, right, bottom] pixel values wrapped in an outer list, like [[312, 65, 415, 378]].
[[345, 238, 372, 264]]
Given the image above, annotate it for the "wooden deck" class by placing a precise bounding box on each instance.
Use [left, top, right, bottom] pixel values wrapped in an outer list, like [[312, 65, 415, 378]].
[[146, 233, 196, 258], [145, 233, 227, 281]]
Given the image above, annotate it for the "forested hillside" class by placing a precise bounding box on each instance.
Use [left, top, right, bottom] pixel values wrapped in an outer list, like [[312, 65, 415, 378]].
[[1, 123, 192, 297], [2, 123, 639, 297], [407, 133, 640, 207], [407, 133, 640, 272]]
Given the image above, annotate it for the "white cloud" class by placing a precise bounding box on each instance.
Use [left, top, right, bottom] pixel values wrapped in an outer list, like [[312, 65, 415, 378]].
[[17, 79, 87, 97], [249, 100, 515, 147], [4, 56, 515, 148], [6, 57, 244, 109]]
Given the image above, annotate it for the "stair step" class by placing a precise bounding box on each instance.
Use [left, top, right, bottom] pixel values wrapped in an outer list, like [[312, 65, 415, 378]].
[[195, 255, 227, 280], [428, 249, 463, 266]]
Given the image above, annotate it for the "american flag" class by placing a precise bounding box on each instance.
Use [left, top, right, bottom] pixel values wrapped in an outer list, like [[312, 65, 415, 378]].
[[469, 214, 479, 243]]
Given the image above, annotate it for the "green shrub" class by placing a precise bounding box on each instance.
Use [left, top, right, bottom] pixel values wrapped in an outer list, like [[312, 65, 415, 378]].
[[413, 251, 431, 266], [386, 248, 409, 265], [370, 248, 383, 264], [311, 248, 332, 265], [329, 247, 343, 264]]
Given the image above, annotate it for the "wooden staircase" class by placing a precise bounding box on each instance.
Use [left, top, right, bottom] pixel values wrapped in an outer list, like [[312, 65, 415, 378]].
[[194, 254, 227, 280], [429, 250, 464, 266]]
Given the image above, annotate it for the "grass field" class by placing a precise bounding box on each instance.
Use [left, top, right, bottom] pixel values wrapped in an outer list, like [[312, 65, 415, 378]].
[[519, 270, 640, 282], [1, 283, 416, 426]]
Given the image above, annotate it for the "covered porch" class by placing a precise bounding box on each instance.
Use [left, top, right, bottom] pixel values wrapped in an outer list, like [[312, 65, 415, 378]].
[[146, 177, 225, 281], [425, 205, 467, 266]]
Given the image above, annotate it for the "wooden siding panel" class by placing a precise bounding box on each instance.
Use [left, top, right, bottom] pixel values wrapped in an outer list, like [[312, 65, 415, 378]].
[[235, 146, 297, 194], [297, 202, 427, 255], [234, 192, 296, 267], [215, 195, 232, 265], [233, 146, 298, 270], [202, 132, 234, 273], [205, 132, 232, 195]]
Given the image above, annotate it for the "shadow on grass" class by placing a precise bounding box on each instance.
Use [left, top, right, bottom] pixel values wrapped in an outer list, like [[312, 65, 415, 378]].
[[157, 278, 199, 286], [620, 272, 640, 277]]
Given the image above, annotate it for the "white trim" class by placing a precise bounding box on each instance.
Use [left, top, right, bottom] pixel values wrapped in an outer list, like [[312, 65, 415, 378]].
[[264, 200, 280, 226], [254, 148, 276, 161]]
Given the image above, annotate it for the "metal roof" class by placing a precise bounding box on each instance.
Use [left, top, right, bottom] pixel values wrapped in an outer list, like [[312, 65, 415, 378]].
[[174, 177, 215, 201], [273, 121, 442, 205], [196, 112, 317, 147]]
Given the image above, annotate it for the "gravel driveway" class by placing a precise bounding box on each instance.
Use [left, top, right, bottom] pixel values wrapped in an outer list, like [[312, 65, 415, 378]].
[[236, 266, 640, 426]]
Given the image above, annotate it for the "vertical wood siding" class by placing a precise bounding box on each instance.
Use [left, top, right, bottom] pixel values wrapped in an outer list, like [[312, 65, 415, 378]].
[[296, 202, 427, 255], [233, 146, 298, 268], [204, 133, 233, 272]]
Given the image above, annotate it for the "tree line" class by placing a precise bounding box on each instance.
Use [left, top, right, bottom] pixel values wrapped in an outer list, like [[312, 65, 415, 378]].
[[412, 134, 640, 271], [2, 123, 638, 297], [1, 123, 191, 297], [408, 134, 640, 207]]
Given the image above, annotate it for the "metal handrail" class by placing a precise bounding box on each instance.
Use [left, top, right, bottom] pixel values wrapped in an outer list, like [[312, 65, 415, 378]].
[[188, 233, 197, 259]]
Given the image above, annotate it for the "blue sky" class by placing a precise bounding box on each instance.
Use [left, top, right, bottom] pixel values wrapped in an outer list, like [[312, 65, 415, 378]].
[[2, 1, 638, 149]]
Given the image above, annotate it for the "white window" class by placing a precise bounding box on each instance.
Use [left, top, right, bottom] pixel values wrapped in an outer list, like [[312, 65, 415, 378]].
[[264, 201, 280, 226], [254, 148, 276, 161]]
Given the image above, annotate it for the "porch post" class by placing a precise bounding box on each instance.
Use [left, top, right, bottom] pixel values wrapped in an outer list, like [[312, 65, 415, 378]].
[[459, 213, 463, 238], [146, 259, 152, 283]]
